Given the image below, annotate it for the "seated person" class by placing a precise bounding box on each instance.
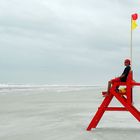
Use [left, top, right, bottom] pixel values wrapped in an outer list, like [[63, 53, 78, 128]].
[[103, 59, 131, 96]]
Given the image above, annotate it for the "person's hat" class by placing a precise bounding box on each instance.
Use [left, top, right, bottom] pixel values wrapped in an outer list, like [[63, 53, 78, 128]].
[[124, 59, 131, 65]]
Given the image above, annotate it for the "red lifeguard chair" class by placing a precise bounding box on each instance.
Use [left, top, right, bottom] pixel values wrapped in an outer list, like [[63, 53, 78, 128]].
[[87, 70, 140, 131]]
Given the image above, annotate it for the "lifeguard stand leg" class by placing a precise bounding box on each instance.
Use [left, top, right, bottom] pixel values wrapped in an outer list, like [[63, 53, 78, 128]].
[[87, 94, 113, 131], [127, 87, 133, 105]]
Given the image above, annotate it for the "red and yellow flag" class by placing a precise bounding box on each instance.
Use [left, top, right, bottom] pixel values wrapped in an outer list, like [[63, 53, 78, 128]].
[[131, 13, 138, 30]]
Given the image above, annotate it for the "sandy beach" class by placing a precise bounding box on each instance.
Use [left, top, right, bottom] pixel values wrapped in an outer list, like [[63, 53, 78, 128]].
[[0, 85, 140, 140]]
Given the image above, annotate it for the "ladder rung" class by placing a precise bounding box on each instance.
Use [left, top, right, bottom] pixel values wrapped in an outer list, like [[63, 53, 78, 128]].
[[106, 107, 128, 111]]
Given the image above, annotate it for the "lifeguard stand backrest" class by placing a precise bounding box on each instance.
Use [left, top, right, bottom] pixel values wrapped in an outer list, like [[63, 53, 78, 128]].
[[126, 70, 133, 83]]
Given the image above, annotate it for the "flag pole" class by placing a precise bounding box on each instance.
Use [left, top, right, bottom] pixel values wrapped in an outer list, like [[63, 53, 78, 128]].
[[130, 16, 132, 70]]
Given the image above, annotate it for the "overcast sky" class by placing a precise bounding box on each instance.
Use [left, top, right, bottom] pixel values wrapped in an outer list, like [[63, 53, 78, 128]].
[[0, 0, 140, 85]]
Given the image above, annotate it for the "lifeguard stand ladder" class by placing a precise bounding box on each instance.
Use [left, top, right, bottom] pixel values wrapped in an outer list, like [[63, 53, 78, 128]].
[[87, 71, 140, 131]]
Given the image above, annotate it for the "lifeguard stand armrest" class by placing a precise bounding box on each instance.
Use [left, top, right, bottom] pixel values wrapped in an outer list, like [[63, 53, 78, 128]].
[[132, 81, 140, 86], [112, 81, 140, 87]]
